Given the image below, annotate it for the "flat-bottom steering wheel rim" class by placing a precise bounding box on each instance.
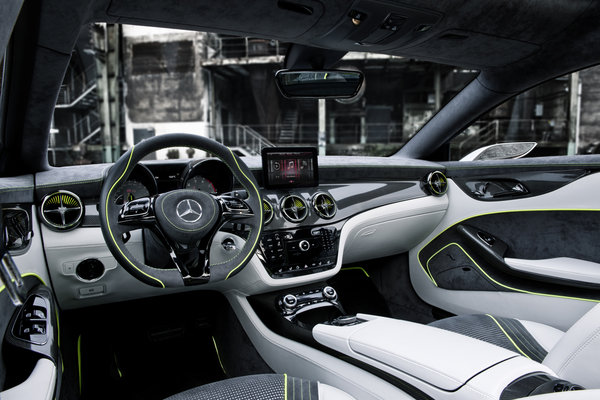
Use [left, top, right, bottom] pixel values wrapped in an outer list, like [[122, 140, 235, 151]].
[[99, 133, 263, 288]]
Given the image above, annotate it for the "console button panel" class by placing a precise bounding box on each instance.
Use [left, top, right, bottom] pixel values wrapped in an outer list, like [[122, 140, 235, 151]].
[[278, 286, 344, 321], [259, 224, 341, 278]]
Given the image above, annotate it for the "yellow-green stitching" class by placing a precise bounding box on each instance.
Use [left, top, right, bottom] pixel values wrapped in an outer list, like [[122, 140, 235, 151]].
[[212, 336, 227, 375], [225, 148, 263, 280], [341, 267, 371, 278], [55, 308, 61, 348], [77, 335, 82, 394], [417, 209, 600, 287], [113, 353, 123, 378], [486, 314, 531, 359], [284, 373, 288, 400], [0, 272, 46, 293], [431, 243, 600, 303], [105, 146, 165, 288], [159, 190, 216, 232]]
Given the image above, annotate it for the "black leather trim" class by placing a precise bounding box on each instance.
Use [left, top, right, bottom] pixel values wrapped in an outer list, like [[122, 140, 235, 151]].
[[430, 314, 548, 362]]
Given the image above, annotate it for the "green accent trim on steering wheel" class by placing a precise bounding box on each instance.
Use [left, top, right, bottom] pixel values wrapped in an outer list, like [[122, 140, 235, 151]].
[[225, 147, 263, 280], [104, 146, 165, 288]]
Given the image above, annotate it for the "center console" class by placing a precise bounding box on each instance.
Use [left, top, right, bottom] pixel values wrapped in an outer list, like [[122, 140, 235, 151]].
[[313, 314, 585, 400], [258, 224, 342, 278]]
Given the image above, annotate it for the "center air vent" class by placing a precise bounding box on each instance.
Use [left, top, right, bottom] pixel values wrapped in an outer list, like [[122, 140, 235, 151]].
[[262, 199, 274, 225], [280, 195, 308, 223], [312, 193, 336, 219], [40, 190, 84, 231]]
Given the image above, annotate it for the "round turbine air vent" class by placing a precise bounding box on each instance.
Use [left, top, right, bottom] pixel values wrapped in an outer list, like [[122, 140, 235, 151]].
[[262, 199, 274, 225], [312, 193, 336, 219], [40, 190, 84, 230], [425, 171, 448, 196], [280, 195, 308, 223]]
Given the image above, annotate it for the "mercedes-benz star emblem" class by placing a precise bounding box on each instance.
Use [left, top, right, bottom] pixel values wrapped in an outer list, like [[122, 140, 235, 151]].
[[176, 199, 203, 223]]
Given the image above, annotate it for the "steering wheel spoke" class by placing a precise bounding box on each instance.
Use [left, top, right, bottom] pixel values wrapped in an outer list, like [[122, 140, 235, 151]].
[[217, 194, 254, 221], [149, 225, 212, 285], [118, 197, 156, 226]]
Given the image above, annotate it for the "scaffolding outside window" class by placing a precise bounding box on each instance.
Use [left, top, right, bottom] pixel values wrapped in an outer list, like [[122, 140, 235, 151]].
[[52, 24, 600, 165]]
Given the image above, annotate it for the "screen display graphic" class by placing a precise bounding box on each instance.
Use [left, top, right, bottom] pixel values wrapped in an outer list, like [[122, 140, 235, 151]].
[[262, 147, 318, 188]]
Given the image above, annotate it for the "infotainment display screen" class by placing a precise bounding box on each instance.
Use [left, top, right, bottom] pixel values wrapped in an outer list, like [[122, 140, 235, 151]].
[[261, 147, 318, 189]]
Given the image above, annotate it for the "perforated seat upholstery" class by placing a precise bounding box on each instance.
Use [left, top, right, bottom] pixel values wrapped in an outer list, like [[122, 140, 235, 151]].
[[164, 374, 355, 400], [429, 304, 600, 389]]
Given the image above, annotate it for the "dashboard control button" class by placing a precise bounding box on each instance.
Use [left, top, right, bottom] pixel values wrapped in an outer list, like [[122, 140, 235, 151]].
[[299, 240, 310, 251], [283, 294, 297, 309], [322, 286, 337, 300]]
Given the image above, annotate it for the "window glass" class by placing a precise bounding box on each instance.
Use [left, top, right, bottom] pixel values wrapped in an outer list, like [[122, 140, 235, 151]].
[[49, 24, 477, 166], [450, 65, 600, 160]]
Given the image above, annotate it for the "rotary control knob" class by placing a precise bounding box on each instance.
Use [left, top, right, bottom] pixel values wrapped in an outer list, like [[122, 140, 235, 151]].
[[299, 240, 311, 251], [322, 286, 337, 300], [282, 294, 298, 309]]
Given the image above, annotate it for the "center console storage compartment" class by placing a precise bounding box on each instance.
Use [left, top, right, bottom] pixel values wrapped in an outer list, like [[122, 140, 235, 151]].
[[313, 314, 560, 398]]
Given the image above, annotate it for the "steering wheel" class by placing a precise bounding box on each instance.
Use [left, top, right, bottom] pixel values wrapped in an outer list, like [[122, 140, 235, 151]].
[[99, 134, 263, 288]]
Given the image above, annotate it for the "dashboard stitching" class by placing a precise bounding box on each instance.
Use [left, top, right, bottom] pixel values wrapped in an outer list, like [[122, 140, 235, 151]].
[[0, 186, 34, 192], [38, 178, 104, 187]]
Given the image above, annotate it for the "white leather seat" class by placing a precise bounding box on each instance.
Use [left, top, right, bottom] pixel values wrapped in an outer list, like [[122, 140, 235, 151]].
[[430, 303, 600, 389]]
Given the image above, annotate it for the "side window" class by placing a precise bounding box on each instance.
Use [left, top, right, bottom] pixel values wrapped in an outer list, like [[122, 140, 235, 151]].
[[449, 64, 600, 160]]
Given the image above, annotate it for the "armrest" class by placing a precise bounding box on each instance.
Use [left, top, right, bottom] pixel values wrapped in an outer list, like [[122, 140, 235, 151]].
[[1, 358, 56, 400], [314, 314, 519, 391], [505, 257, 600, 285]]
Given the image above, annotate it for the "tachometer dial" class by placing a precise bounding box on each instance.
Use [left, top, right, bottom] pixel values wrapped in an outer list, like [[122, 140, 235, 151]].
[[185, 175, 217, 193], [114, 180, 150, 205]]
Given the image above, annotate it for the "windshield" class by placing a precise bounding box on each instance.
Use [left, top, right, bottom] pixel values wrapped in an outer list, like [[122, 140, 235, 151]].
[[49, 24, 477, 166]]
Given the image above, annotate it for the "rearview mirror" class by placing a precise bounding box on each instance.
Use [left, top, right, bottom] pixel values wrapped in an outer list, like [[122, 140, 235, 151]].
[[275, 69, 364, 99]]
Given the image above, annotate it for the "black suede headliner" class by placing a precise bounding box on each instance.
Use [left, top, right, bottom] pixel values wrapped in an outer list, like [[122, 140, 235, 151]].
[[4, 0, 600, 174]]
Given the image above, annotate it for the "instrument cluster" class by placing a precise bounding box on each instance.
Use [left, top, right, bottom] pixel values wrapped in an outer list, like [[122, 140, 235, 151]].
[[114, 159, 234, 205]]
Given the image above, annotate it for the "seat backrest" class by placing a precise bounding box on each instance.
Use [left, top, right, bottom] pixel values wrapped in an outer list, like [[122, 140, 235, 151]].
[[543, 303, 600, 389]]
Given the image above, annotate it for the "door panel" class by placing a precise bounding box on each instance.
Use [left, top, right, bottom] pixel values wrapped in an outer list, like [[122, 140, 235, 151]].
[[409, 169, 600, 331]]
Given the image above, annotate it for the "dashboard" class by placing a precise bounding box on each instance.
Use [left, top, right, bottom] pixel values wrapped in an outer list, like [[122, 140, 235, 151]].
[[2, 154, 449, 309]]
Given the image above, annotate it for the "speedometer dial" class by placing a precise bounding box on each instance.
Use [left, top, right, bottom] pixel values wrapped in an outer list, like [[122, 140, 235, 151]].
[[114, 180, 150, 205], [185, 176, 217, 193]]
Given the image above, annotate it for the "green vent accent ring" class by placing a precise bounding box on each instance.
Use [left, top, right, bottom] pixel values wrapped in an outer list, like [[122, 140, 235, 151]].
[[280, 195, 308, 223], [40, 190, 84, 230], [263, 199, 274, 225], [312, 192, 337, 219], [425, 171, 448, 196]]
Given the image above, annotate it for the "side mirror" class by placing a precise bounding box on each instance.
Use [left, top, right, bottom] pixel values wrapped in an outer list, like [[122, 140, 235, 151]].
[[460, 142, 537, 161], [275, 69, 364, 99]]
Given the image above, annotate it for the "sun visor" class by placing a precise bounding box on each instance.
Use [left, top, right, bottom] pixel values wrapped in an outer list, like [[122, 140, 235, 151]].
[[107, 0, 325, 39]]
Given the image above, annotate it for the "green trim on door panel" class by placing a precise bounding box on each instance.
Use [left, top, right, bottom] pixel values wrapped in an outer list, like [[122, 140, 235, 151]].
[[424, 242, 600, 303], [417, 209, 600, 286]]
